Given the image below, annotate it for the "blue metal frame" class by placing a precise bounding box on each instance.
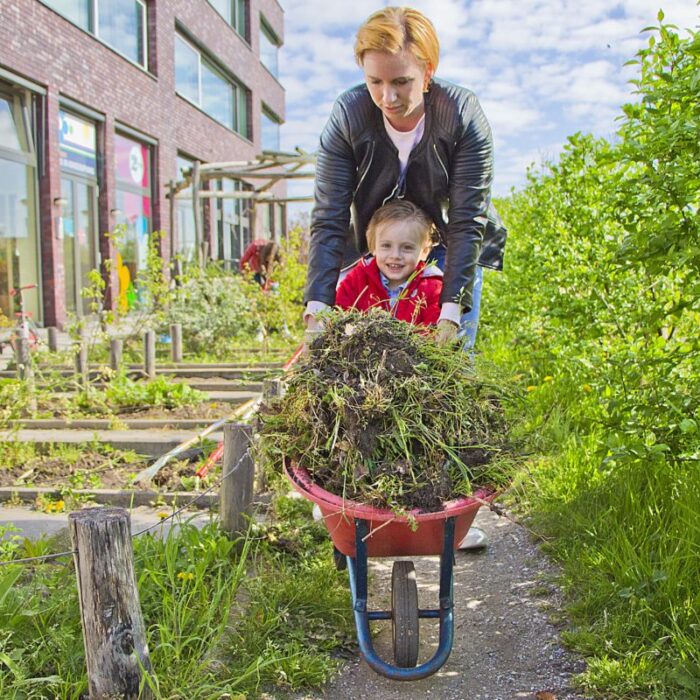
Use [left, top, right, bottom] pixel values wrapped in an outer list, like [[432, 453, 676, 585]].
[[346, 516, 456, 680]]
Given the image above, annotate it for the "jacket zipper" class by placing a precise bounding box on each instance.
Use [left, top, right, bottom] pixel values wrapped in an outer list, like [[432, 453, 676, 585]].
[[354, 141, 375, 196], [433, 144, 449, 184]]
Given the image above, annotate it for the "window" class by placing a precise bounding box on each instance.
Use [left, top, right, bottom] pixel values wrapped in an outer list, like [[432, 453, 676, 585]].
[[42, 0, 147, 68], [207, 0, 248, 40], [259, 18, 280, 78], [113, 132, 151, 310], [215, 178, 252, 266], [261, 202, 285, 242], [0, 88, 40, 322], [175, 155, 197, 262], [58, 111, 99, 315], [175, 33, 250, 138], [261, 106, 280, 152]]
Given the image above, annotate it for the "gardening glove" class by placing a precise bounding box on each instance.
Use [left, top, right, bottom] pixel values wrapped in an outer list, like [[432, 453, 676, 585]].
[[435, 319, 459, 345], [302, 314, 324, 353]]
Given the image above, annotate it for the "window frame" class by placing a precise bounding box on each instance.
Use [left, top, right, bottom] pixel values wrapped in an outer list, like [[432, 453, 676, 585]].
[[174, 30, 250, 139], [40, 0, 148, 70], [259, 16, 280, 78], [260, 104, 281, 152], [207, 0, 249, 42]]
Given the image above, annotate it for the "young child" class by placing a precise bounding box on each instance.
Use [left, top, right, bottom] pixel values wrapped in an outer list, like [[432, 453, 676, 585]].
[[335, 200, 442, 325]]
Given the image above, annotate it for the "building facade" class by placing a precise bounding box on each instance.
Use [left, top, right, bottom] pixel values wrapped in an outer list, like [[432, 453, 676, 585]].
[[0, 0, 285, 326]]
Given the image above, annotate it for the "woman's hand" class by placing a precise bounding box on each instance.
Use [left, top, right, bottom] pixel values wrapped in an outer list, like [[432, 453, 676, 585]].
[[435, 319, 459, 344]]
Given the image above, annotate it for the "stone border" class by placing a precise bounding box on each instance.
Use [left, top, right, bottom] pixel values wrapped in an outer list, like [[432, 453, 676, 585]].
[[0, 487, 217, 509]]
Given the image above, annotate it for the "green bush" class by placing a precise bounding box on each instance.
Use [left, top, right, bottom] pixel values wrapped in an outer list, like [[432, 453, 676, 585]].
[[480, 16, 700, 699]]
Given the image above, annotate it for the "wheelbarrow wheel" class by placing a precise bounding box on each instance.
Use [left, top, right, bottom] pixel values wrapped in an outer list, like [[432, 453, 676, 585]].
[[391, 560, 419, 667]]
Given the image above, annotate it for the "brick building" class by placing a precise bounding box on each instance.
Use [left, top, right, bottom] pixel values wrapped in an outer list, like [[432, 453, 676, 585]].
[[0, 0, 285, 327]]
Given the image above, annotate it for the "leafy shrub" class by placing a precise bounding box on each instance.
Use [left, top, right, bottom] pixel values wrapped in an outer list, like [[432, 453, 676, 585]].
[[167, 265, 262, 354], [480, 16, 700, 699]]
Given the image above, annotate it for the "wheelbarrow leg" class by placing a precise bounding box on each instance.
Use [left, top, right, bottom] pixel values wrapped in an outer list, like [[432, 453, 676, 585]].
[[346, 517, 457, 681]]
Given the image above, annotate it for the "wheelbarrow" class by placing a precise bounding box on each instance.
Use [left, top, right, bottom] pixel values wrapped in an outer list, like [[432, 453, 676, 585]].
[[284, 458, 493, 681]]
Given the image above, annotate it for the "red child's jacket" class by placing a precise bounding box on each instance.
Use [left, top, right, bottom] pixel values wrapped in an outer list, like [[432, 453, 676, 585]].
[[335, 258, 443, 326]]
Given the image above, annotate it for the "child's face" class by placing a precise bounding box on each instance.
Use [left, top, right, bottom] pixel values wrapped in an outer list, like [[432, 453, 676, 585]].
[[372, 220, 431, 289]]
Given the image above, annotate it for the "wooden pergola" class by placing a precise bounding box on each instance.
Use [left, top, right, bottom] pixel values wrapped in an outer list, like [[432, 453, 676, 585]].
[[166, 148, 316, 266]]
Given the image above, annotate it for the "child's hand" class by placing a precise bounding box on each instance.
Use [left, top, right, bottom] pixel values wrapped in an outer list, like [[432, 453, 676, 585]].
[[435, 319, 458, 344]]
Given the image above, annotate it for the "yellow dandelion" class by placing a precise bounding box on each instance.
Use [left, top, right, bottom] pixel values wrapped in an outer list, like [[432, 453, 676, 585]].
[[526, 385, 537, 392], [177, 571, 195, 581], [157, 511, 170, 520], [543, 375, 553, 382], [583, 384, 593, 393]]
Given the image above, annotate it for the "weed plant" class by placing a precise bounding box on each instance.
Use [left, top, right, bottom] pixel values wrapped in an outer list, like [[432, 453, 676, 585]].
[[478, 17, 700, 699], [0, 496, 353, 698], [259, 309, 515, 512]]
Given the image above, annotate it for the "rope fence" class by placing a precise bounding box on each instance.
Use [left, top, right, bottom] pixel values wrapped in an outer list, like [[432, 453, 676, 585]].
[[0, 444, 254, 569]]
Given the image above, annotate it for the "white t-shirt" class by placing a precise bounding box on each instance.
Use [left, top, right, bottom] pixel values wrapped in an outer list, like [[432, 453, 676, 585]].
[[383, 113, 425, 174]]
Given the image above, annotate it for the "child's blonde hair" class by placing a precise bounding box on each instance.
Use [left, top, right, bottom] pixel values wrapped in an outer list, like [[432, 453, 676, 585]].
[[366, 199, 435, 251]]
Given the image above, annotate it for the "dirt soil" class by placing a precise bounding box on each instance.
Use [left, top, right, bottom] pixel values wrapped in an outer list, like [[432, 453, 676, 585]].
[[284, 508, 587, 700], [0, 447, 219, 492]]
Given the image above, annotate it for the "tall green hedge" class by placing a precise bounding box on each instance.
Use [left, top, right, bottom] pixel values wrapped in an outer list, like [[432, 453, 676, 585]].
[[481, 16, 699, 698]]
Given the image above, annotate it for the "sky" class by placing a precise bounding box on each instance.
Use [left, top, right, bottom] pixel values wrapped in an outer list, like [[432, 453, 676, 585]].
[[277, 0, 699, 215]]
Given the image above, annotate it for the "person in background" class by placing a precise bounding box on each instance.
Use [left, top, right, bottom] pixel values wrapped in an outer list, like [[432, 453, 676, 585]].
[[240, 239, 281, 289], [336, 199, 441, 326]]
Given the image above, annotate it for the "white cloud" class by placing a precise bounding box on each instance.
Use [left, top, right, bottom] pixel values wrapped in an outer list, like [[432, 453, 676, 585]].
[[278, 0, 699, 198]]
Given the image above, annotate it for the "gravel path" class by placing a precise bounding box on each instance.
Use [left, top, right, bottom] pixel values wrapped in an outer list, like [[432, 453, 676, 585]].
[[286, 508, 587, 700]]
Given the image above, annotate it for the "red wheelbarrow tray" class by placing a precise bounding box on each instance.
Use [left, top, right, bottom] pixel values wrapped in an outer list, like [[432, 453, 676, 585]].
[[284, 458, 495, 558]]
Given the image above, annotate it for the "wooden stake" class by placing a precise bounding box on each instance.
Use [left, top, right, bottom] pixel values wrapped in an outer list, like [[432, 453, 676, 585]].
[[69, 507, 153, 699], [192, 160, 203, 268], [47, 326, 59, 352], [110, 338, 123, 371], [144, 331, 156, 379], [170, 323, 183, 363], [220, 424, 254, 538], [75, 341, 88, 387], [14, 337, 32, 381]]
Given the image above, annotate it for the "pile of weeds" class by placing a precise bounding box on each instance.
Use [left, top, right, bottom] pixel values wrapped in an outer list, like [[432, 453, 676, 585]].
[[259, 310, 514, 512]]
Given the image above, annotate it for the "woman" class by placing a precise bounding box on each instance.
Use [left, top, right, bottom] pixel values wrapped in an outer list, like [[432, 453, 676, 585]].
[[305, 8, 502, 549], [304, 6, 506, 348]]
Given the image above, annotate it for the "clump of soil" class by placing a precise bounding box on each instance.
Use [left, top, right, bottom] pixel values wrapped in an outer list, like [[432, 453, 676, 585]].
[[258, 310, 511, 512]]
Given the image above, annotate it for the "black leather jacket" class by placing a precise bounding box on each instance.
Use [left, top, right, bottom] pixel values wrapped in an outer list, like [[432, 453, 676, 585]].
[[304, 78, 507, 312]]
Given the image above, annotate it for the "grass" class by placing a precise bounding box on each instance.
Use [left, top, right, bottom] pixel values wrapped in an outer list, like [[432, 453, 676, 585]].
[[478, 336, 700, 699], [0, 489, 354, 699]]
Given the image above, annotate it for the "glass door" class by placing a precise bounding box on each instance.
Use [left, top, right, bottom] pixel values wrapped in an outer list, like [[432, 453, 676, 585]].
[[61, 175, 98, 316]]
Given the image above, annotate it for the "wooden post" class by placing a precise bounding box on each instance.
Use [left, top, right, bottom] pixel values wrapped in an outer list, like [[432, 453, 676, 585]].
[[144, 331, 156, 379], [220, 424, 254, 537], [170, 323, 183, 364], [14, 337, 32, 381], [173, 257, 183, 287], [192, 160, 203, 268], [110, 338, 123, 371], [47, 326, 59, 352], [69, 508, 153, 699], [167, 179, 176, 265], [75, 341, 88, 387]]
